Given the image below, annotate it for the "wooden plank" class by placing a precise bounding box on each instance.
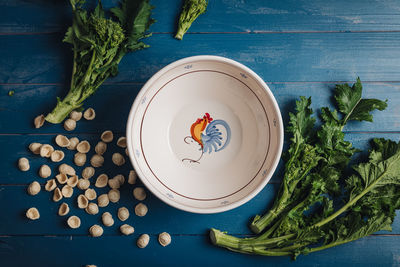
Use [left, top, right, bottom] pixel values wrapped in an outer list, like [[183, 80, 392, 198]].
[[2, 0, 400, 33], [0, 82, 398, 134], [2, 32, 400, 84], [0, 235, 400, 266]]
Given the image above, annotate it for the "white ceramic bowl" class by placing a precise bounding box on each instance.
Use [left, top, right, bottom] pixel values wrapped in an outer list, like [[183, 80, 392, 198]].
[[126, 55, 283, 214]]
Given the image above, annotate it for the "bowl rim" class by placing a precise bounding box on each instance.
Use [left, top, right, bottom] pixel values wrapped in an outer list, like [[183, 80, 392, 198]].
[[126, 55, 284, 214]]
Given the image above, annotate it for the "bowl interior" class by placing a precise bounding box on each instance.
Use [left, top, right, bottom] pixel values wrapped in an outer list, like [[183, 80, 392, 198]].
[[127, 56, 283, 213]]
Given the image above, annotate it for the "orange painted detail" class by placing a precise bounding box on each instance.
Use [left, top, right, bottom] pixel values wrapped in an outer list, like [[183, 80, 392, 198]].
[[190, 113, 213, 148]]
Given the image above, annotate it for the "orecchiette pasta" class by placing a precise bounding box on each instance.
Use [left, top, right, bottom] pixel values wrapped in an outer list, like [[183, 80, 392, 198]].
[[114, 174, 125, 186], [133, 187, 146, 201], [53, 188, 63, 202], [90, 154, 104, 168], [89, 224, 103, 237], [70, 110, 82, 121], [112, 153, 125, 166], [34, 114, 45, 129], [64, 118, 76, 131], [116, 137, 127, 148], [94, 141, 107, 155], [61, 185, 74, 198], [158, 232, 171, 247], [59, 163, 76, 176], [77, 140, 90, 153], [45, 179, 57, 192], [108, 178, 120, 189], [50, 150, 65, 162], [27, 181, 41, 195], [120, 224, 134, 236], [77, 178, 90, 190], [83, 108, 96, 120], [56, 173, 68, 184], [95, 174, 108, 188], [100, 130, 113, 143], [67, 175, 79, 187], [58, 203, 70, 216], [101, 212, 114, 227], [55, 135, 70, 147], [67, 215, 81, 229], [128, 170, 137, 185], [97, 194, 109, 207], [29, 142, 42, 154], [67, 137, 79, 150], [82, 167, 95, 179], [108, 189, 120, 203], [117, 207, 129, 221], [85, 188, 97, 201], [137, 234, 150, 248], [74, 152, 87, 166], [18, 157, 30, 171], [77, 194, 89, 209], [85, 203, 99, 215], [39, 164, 51, 178], [135, 203, 148, 217], [39, 144, 54, 158], [125, 148, 129, 156], [26, 207, 40, 220]]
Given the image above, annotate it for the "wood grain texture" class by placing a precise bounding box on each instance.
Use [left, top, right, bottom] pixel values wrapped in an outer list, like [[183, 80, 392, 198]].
[[1, 0, 400, 33]]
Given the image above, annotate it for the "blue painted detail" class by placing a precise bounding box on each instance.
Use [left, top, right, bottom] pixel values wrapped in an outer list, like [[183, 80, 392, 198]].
[[240, 72, 248, 79], [135, 149, 141, 158], [184, 64, 193, 69], [201, 119, 231, 154]]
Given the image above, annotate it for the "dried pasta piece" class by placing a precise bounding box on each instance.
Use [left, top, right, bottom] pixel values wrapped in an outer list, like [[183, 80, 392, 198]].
[[64, 118, 76, 131], [117, 207, 129, 221], [45, 179, 57, 192], [120, 224, 134, 236], [135, 203, 148, 217], [77, 194, 89, 209], [97, 194, 109, 208], [114, 174, 125, 186], [67, 137, 79, 150], [59, 163, 76, 176], [83, 108, 96, 120], [82, 167, 95, 179], [26, 207, 40, 220], [108, 178, 120, 189], [94, 141, 107, 155], [112, 153, 125, 166], [133, 187, 146, 201], [100, 130, 113, 143], [85, 203, 99, 215], [39, 144, 54, 158], [77, 140, 91, 153], [18, 157, 30, 171], [86, 265, 97, 267], [74, 152, 87, 166], [70, 110, 82, 121], [67, 215, 81, 229], [51, 150, 65, 162], [125, 148, 129, 156], [53, 188, 63, 202], [55, 135, 70, 148], [128, 170, 137, 185], [29, 143, 42, 154], [85, 188, 97, 201], [101, 212, 114, 227], [56, 173, 68, 184], [34, 114, 45, 129], [27, 181, 41, 195], [90, 154, 104, 168], [39, 164, 51, 178], [158, 232, 171, 247], [108, 189, 120, 203], [67, 175, 79, 187], [77, 179, 90, 190], [137, 234, 150, 248], [89, 224, 103, 237], [58, 203, 70, 216], [95, 174, 108, 188], [116, 137, 127, 148], [61, 185, 74, 198]]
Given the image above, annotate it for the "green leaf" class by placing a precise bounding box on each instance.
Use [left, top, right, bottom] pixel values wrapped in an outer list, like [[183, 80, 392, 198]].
[[175, 0, 208, 40]]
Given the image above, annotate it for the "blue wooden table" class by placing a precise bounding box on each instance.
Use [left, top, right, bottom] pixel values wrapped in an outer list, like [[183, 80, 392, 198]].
[[1, 0, 400, 266]]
